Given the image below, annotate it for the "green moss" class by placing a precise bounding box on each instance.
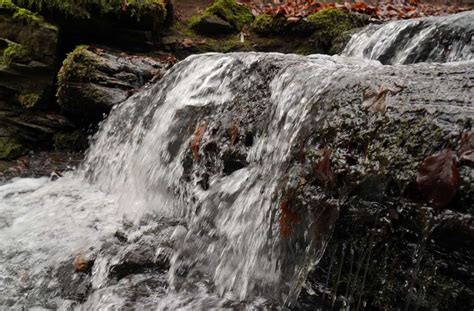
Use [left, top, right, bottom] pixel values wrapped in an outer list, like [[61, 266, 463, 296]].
[[0, 0, 56, 28], [307, 8, 367, 51], [190, 0, 253, 32], [0, 0, 16, 10], [251, 13, 285, 35], [53, 131, 88, 151], [2, 42, 29, 65], [12, 0, 166, 22], [57, 45, 101, 104], [0, 136, 23, 160], [17, 91, 40, 108]]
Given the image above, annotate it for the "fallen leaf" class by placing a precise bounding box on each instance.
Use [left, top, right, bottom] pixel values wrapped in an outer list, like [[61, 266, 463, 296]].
[[229, 121, 239, 145], [314, 148, 335, 186], [73, 254, 92, 273], [459, 131, 474, 165], [416, 149, 459, 209], [279, 199, 299, 238], [191, 121, 208, 161]]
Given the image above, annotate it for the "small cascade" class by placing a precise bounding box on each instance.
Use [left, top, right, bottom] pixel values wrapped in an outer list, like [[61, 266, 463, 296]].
[[342, 11, 473, 64], [0, 48, 472, 309]]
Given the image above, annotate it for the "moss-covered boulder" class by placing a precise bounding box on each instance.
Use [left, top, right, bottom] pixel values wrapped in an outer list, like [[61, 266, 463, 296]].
[[189, 0, 253, 35], [307, 8, 368, 54], [251, 13, 287, 35], [12, 0, 168, 49], [57, 45, 172, 126], [0, 0, 58, 108], [0, 0, 61, 160], [250, 9, 367, 54]]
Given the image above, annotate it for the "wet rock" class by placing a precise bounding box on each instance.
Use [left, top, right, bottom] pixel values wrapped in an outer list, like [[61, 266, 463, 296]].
[[161, 54, 473, 309], [190, 14, 234, 35], [57, 45, 172, 126], [57, 262, 92, 302], [343, 11, 474, 64], [0, 101, 73, 160], [222, 148, 248, 175]]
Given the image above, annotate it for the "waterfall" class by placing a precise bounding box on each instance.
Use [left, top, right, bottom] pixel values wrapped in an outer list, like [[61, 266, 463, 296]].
[[342, 11, 473, 64], [0, 16, 473, 309]]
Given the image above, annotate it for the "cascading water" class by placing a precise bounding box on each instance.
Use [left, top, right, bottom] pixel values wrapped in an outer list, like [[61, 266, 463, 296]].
[[1, 11, 473, 310], [342, 11, 473, 64]]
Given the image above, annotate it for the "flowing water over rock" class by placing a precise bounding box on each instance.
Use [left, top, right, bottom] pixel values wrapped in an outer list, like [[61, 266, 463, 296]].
[[343, 11, 473, 64], [0, 22, 473, 309]]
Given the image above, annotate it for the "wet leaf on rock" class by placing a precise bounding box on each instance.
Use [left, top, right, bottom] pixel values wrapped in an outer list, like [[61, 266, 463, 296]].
[[191, 121, 208, 161], [314, 148, 335, 186], [229, 121, 239, 145], [73, 254, 92, 273], [459, 131, 474, 166], [279, 199, 299, 238], [416, 150, 460, 209]]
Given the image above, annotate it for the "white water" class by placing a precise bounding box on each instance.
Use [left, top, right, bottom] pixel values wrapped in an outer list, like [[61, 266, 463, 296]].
[[0, 53, 380, 309], [343, 11, 474, 64]]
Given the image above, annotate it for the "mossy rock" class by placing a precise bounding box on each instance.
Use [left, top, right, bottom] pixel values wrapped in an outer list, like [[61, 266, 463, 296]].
[[1, 41, 29, 65], [307, 8, 368, 54], [12, 0, 166, 22], [252, 14, 315, 36], [12, 0, 167, 33], [53, 131, 88, 152], [0, 135, 23, 160], [0, 0, 58, 66], [252, 13, 286, 35], [57, 45, 170, 125], [189, 0, 253, 34]]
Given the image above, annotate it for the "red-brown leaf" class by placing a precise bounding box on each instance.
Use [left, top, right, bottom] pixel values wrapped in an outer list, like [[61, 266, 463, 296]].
[[279, 199, 299, 238], [416, 150, 460, 209], [459, 131, 474, 165], [191, 121, 208, 161], [229, 121, 239, 145], [314, 148, 335, 186]]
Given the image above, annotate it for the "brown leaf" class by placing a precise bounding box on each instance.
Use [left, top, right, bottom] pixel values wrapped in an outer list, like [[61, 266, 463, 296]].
[[459, 131, 474, 165], [73, 254, 92, 273], [416, 150, 459, 209], [279, 199, 299, 238], [228, 121, 239, 145], [191, 121, 208, 161], [314, 148, 335, 186]]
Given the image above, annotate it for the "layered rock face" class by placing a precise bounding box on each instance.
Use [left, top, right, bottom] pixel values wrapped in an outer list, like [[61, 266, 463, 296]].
[[57, 45, 173, 126], [0, 0, 62, 159], [0, 0, 173, 160]]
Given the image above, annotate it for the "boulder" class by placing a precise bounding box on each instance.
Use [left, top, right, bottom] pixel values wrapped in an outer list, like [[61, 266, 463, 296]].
[[189, 0, 254, 34], [57, 45, 173, 126], [0, 0, 62, 159], [0, 0, 58, 108]]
